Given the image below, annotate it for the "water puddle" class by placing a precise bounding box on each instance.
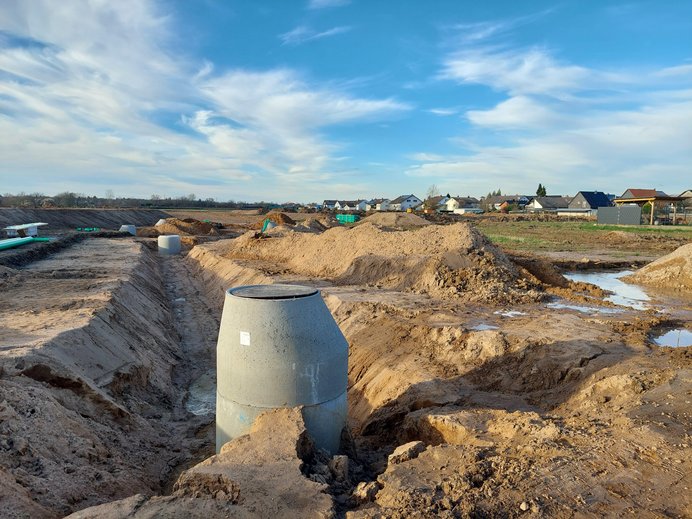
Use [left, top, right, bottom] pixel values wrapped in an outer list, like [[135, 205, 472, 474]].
[[470, 324, 499, 331], [547, 302, 622, 315], [494, 310, 527, 318], [564, 270, 649, 310], [653, 329, 692, 347], [186, 371, 216, 416]]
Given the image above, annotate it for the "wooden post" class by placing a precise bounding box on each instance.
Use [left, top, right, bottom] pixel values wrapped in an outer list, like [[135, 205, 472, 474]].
[[650, 200, 655, 225], [673, 203, 677, 225]]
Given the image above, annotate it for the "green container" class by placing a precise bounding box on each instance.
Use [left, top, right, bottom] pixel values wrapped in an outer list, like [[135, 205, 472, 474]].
[[336, 214, 359, 224]]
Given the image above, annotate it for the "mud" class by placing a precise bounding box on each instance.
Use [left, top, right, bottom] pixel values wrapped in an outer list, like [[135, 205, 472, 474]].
[[1, 219, 690, 518]]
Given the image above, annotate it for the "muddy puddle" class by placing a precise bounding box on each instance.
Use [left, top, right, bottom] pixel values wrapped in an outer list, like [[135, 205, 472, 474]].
[[653, 328, 692, 347], [186, 371, 216, 416], [564, 270, 650, 310], [546, 301, 623, 314], [470, 323, 499, 331]]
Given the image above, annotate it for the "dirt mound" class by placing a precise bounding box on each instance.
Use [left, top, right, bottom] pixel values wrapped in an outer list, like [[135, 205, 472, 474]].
[[221, 222, 541, 304], [135, 218, 220, 237], [158, 218, 219, 236], [360, 212, 429, 228], [623, 242, 692, 291], [68, 408, 334, 518], [252, 212, 296, 230]]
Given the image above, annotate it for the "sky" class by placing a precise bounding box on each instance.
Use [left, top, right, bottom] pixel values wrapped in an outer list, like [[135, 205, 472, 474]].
[[0, 0, 691, 203]]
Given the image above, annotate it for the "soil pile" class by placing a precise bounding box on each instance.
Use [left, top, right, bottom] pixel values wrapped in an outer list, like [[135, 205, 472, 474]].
[[252, 212, 296, 230], [623, 242, 692, 291], [137, 218, 220, 237], [67, 408, 334, 518], [360, 212, 429, 229], [222, 222, 541, 303], [157, 218, 219, 236]]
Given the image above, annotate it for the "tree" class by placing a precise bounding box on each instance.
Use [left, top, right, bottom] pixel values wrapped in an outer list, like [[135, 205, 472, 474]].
[[426, 184, 440, 200], [536, 184, 547, 197]]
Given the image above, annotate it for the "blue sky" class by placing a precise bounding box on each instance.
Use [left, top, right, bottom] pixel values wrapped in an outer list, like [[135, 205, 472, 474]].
[[0, 0, 690, 202]]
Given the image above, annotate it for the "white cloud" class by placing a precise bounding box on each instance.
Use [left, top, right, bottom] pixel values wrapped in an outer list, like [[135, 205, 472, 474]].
[[0, 0, 407, 200], [441, 47, 592, 96], [279, 25, 351, 46], [410, 41, 692, 196], [307, 0, 351, 10], [466, 96, 560, 128], [428, 108, 457, 116]]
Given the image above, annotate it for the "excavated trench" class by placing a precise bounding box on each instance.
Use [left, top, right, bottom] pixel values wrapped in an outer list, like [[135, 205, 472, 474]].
[[1, 227, 689, 518], [0, 237, 217, 517]]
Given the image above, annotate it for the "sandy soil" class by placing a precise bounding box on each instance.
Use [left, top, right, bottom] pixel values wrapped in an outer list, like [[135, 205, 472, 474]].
[[0, 238, 216, 517], [1, 216, 690, 518]]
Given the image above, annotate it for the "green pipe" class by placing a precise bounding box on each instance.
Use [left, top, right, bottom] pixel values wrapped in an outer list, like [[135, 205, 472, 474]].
[[0, 237, 51, 251]]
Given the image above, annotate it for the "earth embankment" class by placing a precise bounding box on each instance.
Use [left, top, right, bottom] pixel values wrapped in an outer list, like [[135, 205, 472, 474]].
[[0, 208, 170, 230]]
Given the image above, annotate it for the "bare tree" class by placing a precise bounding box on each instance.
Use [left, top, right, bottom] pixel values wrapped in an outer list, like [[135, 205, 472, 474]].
[[426, 184, 440, 200]]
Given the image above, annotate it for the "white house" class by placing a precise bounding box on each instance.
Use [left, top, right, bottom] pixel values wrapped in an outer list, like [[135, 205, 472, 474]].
[[389, 194, 422, 211], [444, 196, 480, 213], [366, 198, 390, 211], [336, 200, 367, 211]]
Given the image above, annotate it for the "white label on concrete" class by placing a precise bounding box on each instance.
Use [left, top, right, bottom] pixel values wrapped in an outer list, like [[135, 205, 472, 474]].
[[239, 331, 251, 346]]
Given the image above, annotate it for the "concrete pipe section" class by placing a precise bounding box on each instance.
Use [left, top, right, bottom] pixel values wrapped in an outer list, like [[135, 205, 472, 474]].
[[119, 225, 137, 235], [158, 234, 181, 255], [216, 284, 348, 454]]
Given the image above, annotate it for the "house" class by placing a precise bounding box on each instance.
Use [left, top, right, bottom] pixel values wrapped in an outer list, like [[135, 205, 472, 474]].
[[365, 198, 391, 211], [526, 196, 571, 212], [422, 194, 450, 211], [619, 188, 668, 199], [483, 195, 530, 211], [389, 194, 423, 211], [335, 200, 367, 211], [614, 188, 685, 225], [444, 196, 481, 213], [558, 191, 613, 216], [322, 200, 337, 211]]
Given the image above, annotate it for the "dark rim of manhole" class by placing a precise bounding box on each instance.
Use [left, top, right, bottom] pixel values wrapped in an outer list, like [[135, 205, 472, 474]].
[[228, 284, 318, 300]]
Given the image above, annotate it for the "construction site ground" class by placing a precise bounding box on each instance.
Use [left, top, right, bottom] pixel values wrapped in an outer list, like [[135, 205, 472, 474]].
[[0, 209, 689, 518]]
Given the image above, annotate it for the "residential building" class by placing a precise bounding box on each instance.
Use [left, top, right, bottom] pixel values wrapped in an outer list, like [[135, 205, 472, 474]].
[[322, 200, 337, 211], [619, 188, 668, 199], [365, 198, 391, 211], [526, 196, 571, 211], [389, 194, 422, 211], [482, 195, 530, 211], [557, 191, 612, 216], [444, 196, 481, 213], [335, 200, 367, 211]]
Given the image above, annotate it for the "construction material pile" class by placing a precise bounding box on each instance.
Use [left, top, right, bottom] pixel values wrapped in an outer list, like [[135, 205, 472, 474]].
[[624, 242, 692, 291], [223, 222, 542, 303], [359, 212, 430, 229], [137, 218, 220, 237], [252, 212, 296, 230]]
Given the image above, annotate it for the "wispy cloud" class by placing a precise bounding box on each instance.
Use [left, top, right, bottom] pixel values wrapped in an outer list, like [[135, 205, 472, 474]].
[[307, 0, 350, 10], [428, 108, 457, 116], [0, 1, 405, 199], [450, 8, 555, 43], [279, 25, 351, 46], [408, 21, 692, 195]]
